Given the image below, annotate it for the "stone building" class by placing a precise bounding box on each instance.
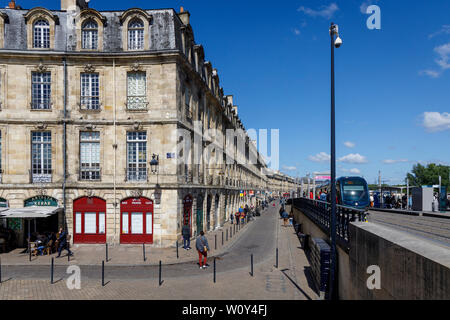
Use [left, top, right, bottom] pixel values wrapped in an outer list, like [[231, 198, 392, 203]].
[[0, 0, 280, 247]]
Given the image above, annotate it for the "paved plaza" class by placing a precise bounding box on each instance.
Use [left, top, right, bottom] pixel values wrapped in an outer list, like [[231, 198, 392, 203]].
[[0, 204, 319, 300]]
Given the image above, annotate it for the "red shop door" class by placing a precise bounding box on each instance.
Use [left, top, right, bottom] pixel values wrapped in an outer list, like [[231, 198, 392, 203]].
[[73, 197, 107, 244], [120, 197, 154, 244]]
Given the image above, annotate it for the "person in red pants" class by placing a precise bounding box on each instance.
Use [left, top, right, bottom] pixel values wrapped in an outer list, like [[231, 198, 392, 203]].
[[195, 231, 210, 269]]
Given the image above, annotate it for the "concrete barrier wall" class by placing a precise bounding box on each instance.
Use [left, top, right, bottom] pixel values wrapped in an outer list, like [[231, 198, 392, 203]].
[[292, 206, 450, 300], [349, 222, 450, 300]]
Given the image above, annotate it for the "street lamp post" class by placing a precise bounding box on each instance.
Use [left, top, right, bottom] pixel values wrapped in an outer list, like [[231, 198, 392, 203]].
[[329, 22, 342, 300]]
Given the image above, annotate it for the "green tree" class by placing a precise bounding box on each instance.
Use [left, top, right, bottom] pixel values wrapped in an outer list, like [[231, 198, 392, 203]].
[[406, 163, 450, 187]]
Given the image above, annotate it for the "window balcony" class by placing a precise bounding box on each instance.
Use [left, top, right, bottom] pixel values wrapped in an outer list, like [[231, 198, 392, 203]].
[[30, 100, 52, 110], [79, 98, 101, 111], [125, 167, 148, 182], [79, 167, 101, 181], [126, 96, 149, 111], [29, 169, 52, 183]]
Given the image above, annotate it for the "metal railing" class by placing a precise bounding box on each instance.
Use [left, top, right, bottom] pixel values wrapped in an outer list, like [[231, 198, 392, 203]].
[[292, 197, 368, 251]]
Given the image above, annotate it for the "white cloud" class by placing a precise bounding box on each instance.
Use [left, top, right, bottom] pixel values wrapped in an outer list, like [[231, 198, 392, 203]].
[[294, 28, 301, 36], [422, 112, 450, 132], [282, 165, 297, 171], [382, 159, 409, 164], [429, 25, 450, 39], [344, 141, 355, 148], [360, 0, 380, 14], [338, 153, 368, 164], [297, 3, 339, 19], [421, 42, 450, 77], [342, 168, 361, 174], [419, 70, 440, 78], [435, 43, 450, 70], [308, 152, 330, 163]]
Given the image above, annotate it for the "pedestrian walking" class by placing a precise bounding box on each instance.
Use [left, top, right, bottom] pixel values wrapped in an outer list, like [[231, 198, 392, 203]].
[[281, 210, 289, 227], [230, 213, 234, 225], [370, 194, 374, 208], [182, 224, 192, 250], [196, 231, 210, 269], [56, 227, 73, 258], [235, 212, 240, 225]]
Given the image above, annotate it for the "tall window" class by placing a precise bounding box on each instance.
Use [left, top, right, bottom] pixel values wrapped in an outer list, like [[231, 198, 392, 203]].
[[128, 19, 144, 50], [31, 72, 51, 110], [81, 73, 100, 110], [31, 131, 52, 183], [127, 131, 147, 181], [127, 72, 147, 110], [82, 19, 98, 50], [33, 19, 50, 48], [185, 87, 191, 119], [80, 132, 100, 180]]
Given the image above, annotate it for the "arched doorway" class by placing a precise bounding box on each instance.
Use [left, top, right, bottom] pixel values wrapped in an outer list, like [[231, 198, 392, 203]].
[[73, 197, 106, 244], [196, 195, 203, 236], [120, 197, 154, 244], [183, 195, 193, 235], [214, 194, 220, 228], [206, 194, 212, 231]]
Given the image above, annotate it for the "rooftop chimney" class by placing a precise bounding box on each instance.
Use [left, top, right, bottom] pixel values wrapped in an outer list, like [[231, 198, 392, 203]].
[[178, 7, 190, 25], [61, 0, 89, 11]]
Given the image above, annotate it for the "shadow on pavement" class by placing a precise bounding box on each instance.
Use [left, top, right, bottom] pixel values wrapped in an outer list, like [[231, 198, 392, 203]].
[[280, 268, 312, 300]]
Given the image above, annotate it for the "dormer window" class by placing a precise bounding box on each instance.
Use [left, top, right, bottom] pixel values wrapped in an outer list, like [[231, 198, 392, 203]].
[[128, 19, 144, 50], [82, 19, 98, 50], [33, 19, 50, 48]]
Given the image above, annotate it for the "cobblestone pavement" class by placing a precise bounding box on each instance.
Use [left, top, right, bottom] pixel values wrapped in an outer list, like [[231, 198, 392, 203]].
[[1, 215, 252, 267], [368, 210, 450, 248], [0, 204, 319, 300]]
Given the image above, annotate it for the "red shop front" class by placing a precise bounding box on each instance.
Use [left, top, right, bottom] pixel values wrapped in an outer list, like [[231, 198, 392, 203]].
[[73, 197, 107, 244], [120, 197, 154, 244]]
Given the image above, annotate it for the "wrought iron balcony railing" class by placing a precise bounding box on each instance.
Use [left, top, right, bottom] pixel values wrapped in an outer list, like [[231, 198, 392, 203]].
[[125, 167, 148, 182]]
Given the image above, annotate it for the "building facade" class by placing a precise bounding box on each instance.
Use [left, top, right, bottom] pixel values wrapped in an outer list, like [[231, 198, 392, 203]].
[[0, 0, 285, 247]]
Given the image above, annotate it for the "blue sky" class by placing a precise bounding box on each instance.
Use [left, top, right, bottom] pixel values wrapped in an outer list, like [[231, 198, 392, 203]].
[[15, 0, 450, 185]]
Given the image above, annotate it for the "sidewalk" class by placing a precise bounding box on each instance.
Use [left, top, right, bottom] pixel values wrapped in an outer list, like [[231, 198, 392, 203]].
[[0, 215, 257, 267]]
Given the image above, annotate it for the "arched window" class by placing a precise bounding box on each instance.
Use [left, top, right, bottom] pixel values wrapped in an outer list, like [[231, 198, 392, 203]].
[[82, 19, 98, 50], [128, 19, 144, 50], [33, 19, 50, 48]]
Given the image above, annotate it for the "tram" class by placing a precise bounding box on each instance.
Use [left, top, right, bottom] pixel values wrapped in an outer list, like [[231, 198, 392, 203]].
[[315, 176, 370, 209]]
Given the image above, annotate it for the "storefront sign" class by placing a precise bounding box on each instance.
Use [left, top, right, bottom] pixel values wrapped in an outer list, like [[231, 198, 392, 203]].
[[0, 198, 7, 207], [25, 196, 58, 207]]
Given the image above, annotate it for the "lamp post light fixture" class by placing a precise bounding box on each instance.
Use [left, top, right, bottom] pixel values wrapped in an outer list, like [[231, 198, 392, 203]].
[[329, 22, 342, 300], [150, 154, 159, 174]]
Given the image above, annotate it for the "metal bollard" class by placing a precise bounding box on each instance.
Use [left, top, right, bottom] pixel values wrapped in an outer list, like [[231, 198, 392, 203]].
[[215, 234, 217, 250], [143, 243, 146, 262], [230, 226, 232, 238], [226, 229, 228, 241], [222, 231, 224, 246], [29, 242, 31, 262], [105, 243, 108, 262], [159, 260, 163, 286], [51, 257, 54, 284], [68, 242, 70, 262], [213, 257, 216, 283], [102, 260, 105, 286], [275, 248, 278, 268], [250, 254, 253, 277], [176, 241, 179, 259]]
